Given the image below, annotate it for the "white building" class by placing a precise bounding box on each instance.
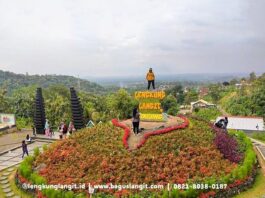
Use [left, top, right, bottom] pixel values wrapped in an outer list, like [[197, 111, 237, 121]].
[[216, 116, 264, 131], [191, 99, 216, 111]]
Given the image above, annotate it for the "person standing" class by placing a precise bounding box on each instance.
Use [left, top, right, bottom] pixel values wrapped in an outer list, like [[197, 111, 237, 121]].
[[44, 119, 50, 137], [68, 121, 76, 135], [146, 68, 155, 90], [62, 122, 68, 139], [22, 140, 28, 158], [32, 124, 36, 137], [132, 107, 140, 134]]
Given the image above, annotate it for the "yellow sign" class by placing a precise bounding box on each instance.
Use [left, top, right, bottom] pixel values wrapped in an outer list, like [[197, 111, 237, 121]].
[[135, 91, 166, 121], [135, 91, 165, 99], [141, 114, 163, 121], [139, 103, 161, 110]]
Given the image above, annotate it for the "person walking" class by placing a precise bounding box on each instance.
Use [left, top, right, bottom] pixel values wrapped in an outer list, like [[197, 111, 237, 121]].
[[22, 140, 28, 158], [146, 68, 155, 90], [132, 107, 140, 134]]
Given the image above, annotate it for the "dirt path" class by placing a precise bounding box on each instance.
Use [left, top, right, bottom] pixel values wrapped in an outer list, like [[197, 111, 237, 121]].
[[121, 116, 184, 150]]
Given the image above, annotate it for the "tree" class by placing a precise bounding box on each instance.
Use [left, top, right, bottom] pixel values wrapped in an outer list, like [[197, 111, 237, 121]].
[[166, 84, 184, 104], [161, 94, 179, 115], [251, 75, 265, 117], [249, 72, 257, 82], [0, 88, 11, 113], [208, 84, 221, 103], [43, 85, 71, 128], [10, 85, 36, 118], [184, 89, 198, 105], [106, 89, 138, 119]]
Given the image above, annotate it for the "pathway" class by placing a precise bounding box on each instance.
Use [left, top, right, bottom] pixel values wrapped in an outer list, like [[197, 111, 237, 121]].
[[0, 132, 57, 197], [0, 141, 52, 171], [251, 138, 265, 174], [122, 116, 184, 150], [0, 165, 20, 198]]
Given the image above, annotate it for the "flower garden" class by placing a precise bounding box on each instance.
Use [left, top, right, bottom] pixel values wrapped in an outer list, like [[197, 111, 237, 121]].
[[16, 116, 257, 198]]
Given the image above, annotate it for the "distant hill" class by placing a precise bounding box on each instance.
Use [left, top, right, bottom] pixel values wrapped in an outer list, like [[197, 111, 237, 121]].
[[0, 70, 105, 94]]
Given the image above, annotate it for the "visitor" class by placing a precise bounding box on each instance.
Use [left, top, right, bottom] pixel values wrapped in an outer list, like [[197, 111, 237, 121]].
[[215, 117, 228, 130], [25, 134, 32, 143], [44, 119, 50, 137], [146, 68, 155, 90], [132, 107, 140, 134], [22, 140, 28, 158], [62, 122, 68, 139], [68, 121, 76, 135], [32, 124, 36, 137], [49, 127, 54, 138], [58, 122, 64, 139], [224, 117, 228, 129]]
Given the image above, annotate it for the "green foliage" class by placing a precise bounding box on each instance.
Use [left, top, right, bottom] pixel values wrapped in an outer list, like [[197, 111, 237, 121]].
[[15, 117, 33, 130], [42, 144, 48, 151], [106, 89, 138, 119], [0, 88, 11, 113], [208, 84, 222, 103], [221, 73, 265, 118], [9, 85, 36, 118], [161, 94, 179, 116], [251, 132, 265, 143], [18, 156, 34, 179], [167, 106, 179, 116], [194, 108, 221, 121], [33, 147, 40, 157], [44, 85, 71, 128], [0, 70, 105, 94], [165, 84, 185, 104], [184, 89, 198, 105]]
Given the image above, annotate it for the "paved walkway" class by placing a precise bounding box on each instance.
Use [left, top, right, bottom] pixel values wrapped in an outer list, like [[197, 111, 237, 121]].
[[251, 138, 265, 162], [0, 129, 60, 153], [0, 141, 51, 171], [121, 116, 183, 150]]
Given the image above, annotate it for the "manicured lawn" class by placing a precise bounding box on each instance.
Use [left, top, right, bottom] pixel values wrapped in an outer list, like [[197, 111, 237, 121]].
[[235, 169, 265, 198]]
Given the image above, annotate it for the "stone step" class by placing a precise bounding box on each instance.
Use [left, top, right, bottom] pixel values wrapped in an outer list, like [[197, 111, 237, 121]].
[[0, 180, 9, 184], [2, 172, 11, 176], [0, 176, 8, 180], [6, 168, 14, 172], [3, 187, 11, 193], [1, 183, 10, 188], [5, 192, 15, 197]]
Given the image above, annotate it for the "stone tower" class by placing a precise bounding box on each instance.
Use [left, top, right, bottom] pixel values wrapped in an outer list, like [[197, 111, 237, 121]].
[[70, 87, 85, 129], [34, 88, 46, 134]]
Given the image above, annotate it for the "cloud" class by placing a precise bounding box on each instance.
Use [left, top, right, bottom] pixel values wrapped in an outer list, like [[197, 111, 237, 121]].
[[0, 0, 264, 76]]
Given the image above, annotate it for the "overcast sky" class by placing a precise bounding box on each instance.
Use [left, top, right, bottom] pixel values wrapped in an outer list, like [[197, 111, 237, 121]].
[[0, 0, 264, 77]]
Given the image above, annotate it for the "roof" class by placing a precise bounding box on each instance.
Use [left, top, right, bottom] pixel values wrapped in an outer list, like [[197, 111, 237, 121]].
[[216, 116, 264, 131], [191, 99, 215, 106]]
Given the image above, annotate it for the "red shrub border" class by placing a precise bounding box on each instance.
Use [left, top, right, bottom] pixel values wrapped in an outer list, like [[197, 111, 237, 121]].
[[112, 115, 189, 150]]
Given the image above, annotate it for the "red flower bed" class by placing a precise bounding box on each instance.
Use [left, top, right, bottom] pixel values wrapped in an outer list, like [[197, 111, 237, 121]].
[[112, 115, 189, 150], [112, 119, 130, 149]]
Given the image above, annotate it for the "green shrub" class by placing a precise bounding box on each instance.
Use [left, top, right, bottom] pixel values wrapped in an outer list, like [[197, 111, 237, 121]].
[[194, 108, 221, 121], [42, 144, 48, 151], [167, 106, 179, 116], [18, 162, 32, 179], [16, 117, 33, 130], [252, 132, 265, 142], [33, 147, 40, 157]]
